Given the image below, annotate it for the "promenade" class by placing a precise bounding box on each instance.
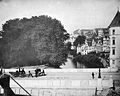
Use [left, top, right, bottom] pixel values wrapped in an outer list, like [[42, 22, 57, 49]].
[[0, 68, 119, 96]]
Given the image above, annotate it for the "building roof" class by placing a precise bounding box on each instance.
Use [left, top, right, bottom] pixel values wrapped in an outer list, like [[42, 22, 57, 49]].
[[80, 29, 93, 32], [109, 11, 120, 28]]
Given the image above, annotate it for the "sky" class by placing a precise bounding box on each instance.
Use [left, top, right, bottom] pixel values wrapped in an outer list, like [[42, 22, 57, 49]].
[[0, 0, 120, 34]]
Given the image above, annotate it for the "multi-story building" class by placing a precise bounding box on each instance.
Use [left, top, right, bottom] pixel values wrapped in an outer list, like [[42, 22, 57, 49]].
[[68, 10, 120, 69], [75, 28, 110, 54], [68, 26, 110, 54], [80, 29, 94, 38], [95, 28, 110, 52], [94, 28, 106, 37], [109, 10, 120, 69]]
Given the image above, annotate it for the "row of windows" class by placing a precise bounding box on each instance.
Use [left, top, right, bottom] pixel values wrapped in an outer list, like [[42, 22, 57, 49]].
[[112, 29, 115, 64], [112, 29, 118, 65], [112, 29, 115, 45]]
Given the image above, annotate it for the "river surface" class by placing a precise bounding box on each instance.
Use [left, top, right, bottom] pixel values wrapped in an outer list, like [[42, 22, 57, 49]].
[[60, 58, 76, 68]]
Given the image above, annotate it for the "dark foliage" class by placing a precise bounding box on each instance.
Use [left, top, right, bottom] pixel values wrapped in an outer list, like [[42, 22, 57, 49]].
[[65, 42, 72, 51], [1, 15, 69, 68], [73, 54, 104, 68], [73, 35, 86, 47]]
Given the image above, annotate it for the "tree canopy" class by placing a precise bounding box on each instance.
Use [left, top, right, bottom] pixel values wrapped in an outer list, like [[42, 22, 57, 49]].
[[73, 35, 86, 47], [1, 15, 69, 68]]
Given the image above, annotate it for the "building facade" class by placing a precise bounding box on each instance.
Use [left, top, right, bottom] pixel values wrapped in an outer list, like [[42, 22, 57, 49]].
[[75, 28, 110, 55], [109, 10, 120, 69]]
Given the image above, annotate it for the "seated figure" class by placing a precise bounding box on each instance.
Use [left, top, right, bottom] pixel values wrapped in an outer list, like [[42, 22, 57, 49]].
[[41, 69, 46, 76], [15, 70, 20, 77], [21, 68, 26, 77]]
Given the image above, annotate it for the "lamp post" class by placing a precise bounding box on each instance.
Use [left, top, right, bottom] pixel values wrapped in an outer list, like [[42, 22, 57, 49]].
[[97, 57, 102, 92], [98, 57, 101, 78], [98, 67, 101, 78]]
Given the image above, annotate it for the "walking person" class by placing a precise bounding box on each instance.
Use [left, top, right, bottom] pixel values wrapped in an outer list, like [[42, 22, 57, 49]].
[[28, 71, 33, 77], [92, 72, 95, 79]]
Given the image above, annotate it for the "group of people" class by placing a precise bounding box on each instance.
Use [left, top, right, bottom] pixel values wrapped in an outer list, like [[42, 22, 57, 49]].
[[15, 67, 26, 77], [34, 68, 46, 77], [15, 67, 46, 77]]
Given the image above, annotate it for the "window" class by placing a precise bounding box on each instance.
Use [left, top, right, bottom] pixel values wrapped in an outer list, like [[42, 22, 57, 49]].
[[112, 47, 115, 55], [112, 60, 115, 64], [113, 39, 115, 45], [112, 29, 115, 35], [112, 37, 115, 45]]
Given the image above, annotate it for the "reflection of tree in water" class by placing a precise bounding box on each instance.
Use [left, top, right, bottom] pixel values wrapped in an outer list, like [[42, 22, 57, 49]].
[[73, 53, 104, 68], [61, 57, 77, 68]]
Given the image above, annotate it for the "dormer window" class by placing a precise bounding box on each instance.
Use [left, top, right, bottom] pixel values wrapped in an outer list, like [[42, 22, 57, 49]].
[[112, 29, 115, 35]]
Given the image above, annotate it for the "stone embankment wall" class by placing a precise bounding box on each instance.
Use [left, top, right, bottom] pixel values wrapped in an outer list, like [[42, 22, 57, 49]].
[[5, 77, 112, 96], [11, 87, 95, 96]]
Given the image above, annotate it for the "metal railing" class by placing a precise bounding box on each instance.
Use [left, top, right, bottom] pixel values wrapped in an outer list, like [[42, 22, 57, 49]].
[[10, 76, 31, 96]]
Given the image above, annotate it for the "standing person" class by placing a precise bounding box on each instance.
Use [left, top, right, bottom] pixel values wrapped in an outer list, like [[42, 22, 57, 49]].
[[35, 69, 38, 77], [92, 72, 95, 79], [18, 66, 21, 76], [42, 69, 45, 76], [18, 66, 21, 73]]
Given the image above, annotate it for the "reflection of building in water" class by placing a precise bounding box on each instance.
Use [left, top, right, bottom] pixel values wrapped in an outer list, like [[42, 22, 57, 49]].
[[109, 10, 120, 69]]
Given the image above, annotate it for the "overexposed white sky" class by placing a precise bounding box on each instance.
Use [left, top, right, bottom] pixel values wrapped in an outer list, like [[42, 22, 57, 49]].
[[0, 0, 120, 33]]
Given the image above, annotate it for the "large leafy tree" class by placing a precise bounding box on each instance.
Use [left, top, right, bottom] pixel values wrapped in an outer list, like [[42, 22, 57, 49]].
[[1, 15, 69, 68], [73, 35, 86, 47], [65, 42, 72, 52]]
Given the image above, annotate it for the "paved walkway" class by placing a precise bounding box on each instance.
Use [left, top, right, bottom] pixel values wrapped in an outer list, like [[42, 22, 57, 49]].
[[11, 70, 120, 81]]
